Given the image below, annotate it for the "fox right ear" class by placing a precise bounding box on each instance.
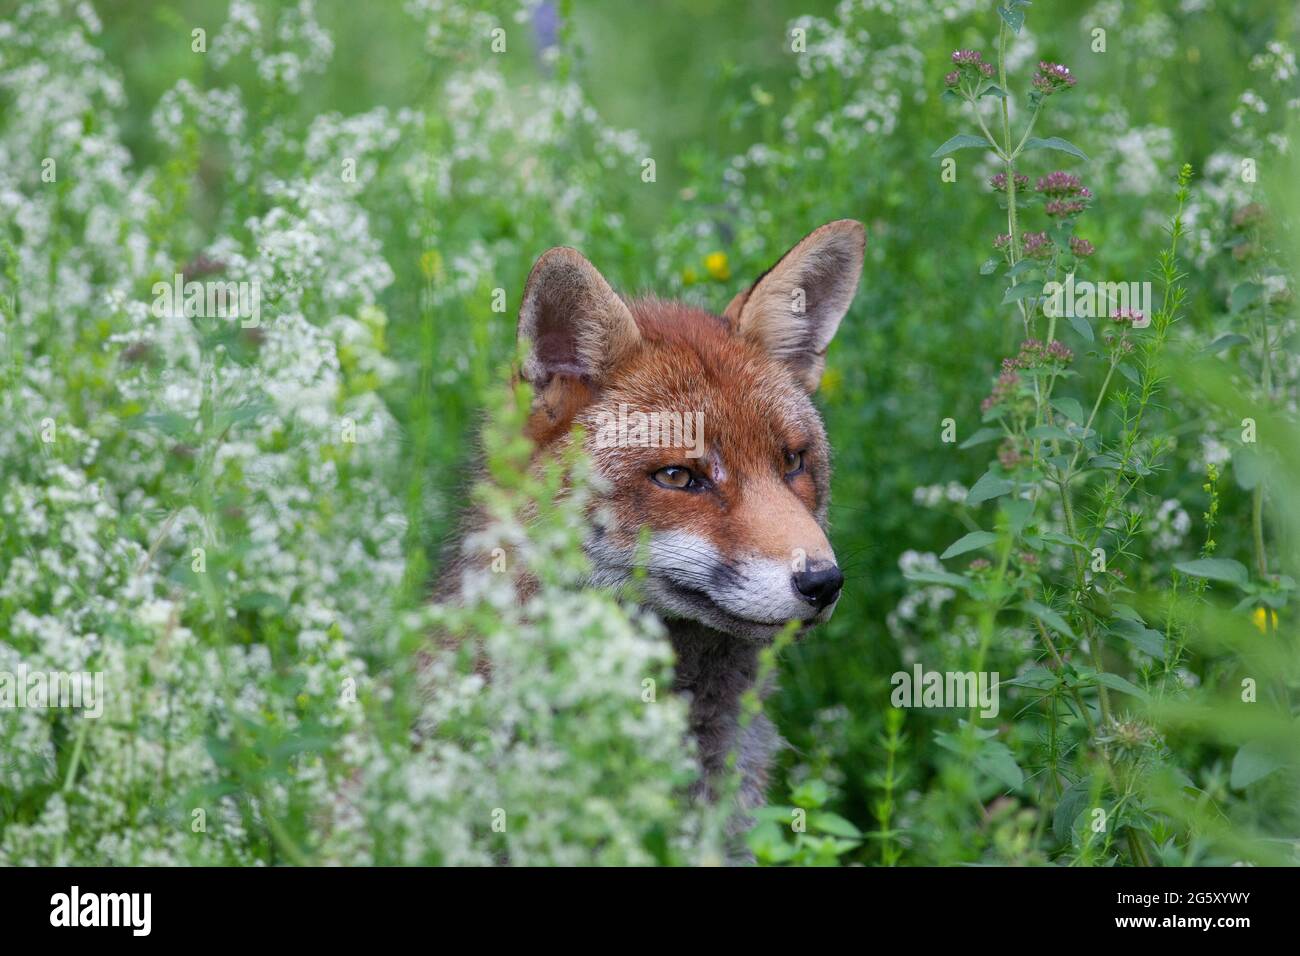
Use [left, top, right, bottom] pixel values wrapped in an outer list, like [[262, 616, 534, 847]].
[[723, 220, 865, 392], [518, 247, 641, 389]]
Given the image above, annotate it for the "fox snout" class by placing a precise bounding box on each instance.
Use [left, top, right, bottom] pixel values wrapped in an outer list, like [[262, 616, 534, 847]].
[[594, 525, 842, 643], [792, 562, 844, 611]]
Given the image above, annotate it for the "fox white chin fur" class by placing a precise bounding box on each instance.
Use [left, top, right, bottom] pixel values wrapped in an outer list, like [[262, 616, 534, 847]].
[[587, 528, 838, 644], [437, 219, 866, 861]]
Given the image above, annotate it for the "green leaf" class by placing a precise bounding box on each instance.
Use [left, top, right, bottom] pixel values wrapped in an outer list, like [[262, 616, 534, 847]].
[[959, 426, 1004, 449], [1021, 601, 1076, 639], [997, 5, 1025, 33], [1049, 222, 1074, 248], [1051, 397, 1085, 424], [1001, 497, 1033, 534], [808, 811, 863, 839], [935, 730, 1024, 790], [790, 778, 830, 809], [1230, 742, 1285, 789], [1053, 777, 1093, 844], [1232, 446, 1262, 491], [1005, 666, 1060, 690], [980, 84, 1008, 99], [1027, 424, 1074, 441], [1096, 672, 1150, 702], [976, 740, 1025, 790], [966, 470, 1015, 505], [1109, 619, 1166, 658], [215, 400, 271, 431], [1021, 136, 1089, 160], [127, 411, 192, 438], [234, 591, 290, 614], [904, 570, 976, 593], [931, 134, 995, 158], [746, 820, 796, 863], [749, 805, 797, 824], [1110, 604, 1145, 623], [1066, 314, 1094, 342], [1001, 281, 1042, 305], [1229, 281, 1265, 314], [1038, 530, 1088, 551], [941, 530, 998, 559], [1174, 558, 1249, 587], [1206, 332, 1250, 353], [979, 257, 1000, 275]]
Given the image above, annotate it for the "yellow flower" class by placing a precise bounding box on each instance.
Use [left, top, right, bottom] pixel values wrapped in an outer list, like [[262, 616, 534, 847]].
[[820, 365, 843, 398], [704, 251, 730, 282], [1251, 607, 1278, 634], [419, 249, 443, 281]]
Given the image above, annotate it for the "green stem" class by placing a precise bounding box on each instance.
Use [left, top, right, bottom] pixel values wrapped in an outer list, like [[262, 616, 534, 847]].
[[970, 104, 1008, 161], [1252, 267, 1271, 582], [997, 22, 1020, 266], [1010, 103, 1043, 158], [1126, 827, 1154, 867], [1251, 484, 1268, 579], [1056, 475, 1112, 727], [1063, 355, 1119, 479], [52, 718, 93, 862]]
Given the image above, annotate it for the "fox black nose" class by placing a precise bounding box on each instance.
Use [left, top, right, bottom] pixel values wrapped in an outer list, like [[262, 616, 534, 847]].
[[792, 565, 844, 610]]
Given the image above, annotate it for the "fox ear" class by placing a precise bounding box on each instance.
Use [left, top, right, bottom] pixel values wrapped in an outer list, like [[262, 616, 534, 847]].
[[518, 247, 640, 389], [723, 220, 865, 392]]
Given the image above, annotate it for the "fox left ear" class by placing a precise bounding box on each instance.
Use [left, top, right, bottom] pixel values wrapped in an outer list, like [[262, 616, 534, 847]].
[[723, 219, 865, 392], [517, 246, 641, 390]]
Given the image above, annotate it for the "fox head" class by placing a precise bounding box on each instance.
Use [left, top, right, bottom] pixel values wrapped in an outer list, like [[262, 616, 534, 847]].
[[517, 220, 865, 642]]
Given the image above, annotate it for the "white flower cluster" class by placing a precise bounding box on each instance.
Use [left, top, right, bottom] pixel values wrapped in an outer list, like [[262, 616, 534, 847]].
[[1150, 499, 1192, 553], [0, 0, 406, 864], [913, 482, 969, 508], [1, 0, 702, 866], [888, 550, 956, 640], [211, 0, 334, 93], [313, 397, 718, 864]]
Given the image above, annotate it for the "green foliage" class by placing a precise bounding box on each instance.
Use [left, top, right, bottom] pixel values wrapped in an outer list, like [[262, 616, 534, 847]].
[[1, 0, 1297, 866]]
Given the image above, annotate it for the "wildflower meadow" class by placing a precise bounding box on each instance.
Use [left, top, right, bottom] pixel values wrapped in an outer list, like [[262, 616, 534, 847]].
[[1, 0, 1298, 876]]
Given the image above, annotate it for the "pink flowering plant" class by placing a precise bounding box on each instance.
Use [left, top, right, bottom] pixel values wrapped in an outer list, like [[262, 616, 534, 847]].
[[913, 1, 1296, 866]]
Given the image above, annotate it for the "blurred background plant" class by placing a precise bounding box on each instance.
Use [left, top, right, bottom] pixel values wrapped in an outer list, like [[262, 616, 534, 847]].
[[0, 0, 1296, 865]]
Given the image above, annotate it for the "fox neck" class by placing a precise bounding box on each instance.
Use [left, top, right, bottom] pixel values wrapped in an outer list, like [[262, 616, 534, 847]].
[[665, 618, 776, 805]]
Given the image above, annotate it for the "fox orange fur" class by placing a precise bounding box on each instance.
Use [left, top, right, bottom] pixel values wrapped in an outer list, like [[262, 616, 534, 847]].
[[439, 220, 866, 842]]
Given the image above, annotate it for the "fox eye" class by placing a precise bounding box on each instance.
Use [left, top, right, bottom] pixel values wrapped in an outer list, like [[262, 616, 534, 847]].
[[783, 450, 805, 477], [652, 466, 698, 490]]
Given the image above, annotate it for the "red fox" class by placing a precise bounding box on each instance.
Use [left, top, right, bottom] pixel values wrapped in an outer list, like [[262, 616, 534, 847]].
[[441, 220, 865, 826]]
